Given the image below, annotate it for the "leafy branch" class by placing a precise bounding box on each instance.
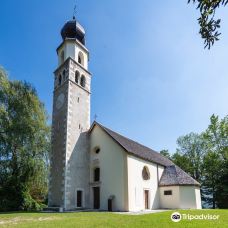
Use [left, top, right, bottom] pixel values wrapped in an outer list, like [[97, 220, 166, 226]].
[[188, 0, 228, 49]]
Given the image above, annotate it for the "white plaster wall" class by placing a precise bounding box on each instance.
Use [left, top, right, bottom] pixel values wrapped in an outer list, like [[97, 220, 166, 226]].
[[160, 186, 180, 209], [179, 186, 197, 209], [65, 42, 76, 61], [195, 187, 202, 209], [160, 186, 202, 209], [57, 41, 89, 70], [127, 155, 164, 211], [58, 46, 65, 66], [158, 165, 164, 180], [75, 44, 88, 70], [57, 43, 75, 66], [90, 125, 128, 211], [180, 186, 202, 209]]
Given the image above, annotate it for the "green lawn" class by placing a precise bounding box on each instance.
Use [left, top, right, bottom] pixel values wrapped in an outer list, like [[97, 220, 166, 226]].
[[0, 210, 227, 228]]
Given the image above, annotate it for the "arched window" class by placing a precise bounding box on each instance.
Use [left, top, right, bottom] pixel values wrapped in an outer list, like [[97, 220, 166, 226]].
[[60, 51, 64, 64], [80, 75, 86, 87], [75, 71, 80, 83], [94, 168, 100, 182], [58, 74, 62, 86], [78, 51, 84, 66], [63, 69, 66, 80], [142, 166, 150, 180]]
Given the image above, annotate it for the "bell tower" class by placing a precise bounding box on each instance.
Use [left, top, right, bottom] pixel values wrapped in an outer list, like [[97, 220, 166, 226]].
[[48, 16, 91, 210]]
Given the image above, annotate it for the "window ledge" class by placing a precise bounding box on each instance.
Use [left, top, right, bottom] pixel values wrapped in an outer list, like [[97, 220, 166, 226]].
[[89, 181, 101, 186]]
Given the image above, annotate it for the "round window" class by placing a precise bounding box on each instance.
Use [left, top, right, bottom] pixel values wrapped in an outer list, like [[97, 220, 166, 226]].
[[94, 147, 100, 154]]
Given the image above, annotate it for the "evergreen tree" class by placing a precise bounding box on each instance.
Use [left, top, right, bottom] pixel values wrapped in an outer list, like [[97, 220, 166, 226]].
[[160, 149, 171, 159], [202, 115, 228, 208]]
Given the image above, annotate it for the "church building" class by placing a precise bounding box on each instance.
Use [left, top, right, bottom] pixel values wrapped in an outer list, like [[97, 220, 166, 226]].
[[48, 16, 202, 211]]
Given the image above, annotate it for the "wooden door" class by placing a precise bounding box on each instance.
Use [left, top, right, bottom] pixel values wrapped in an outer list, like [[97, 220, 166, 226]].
[[93, 187, 100, 209], [144, 190, 149, 209]]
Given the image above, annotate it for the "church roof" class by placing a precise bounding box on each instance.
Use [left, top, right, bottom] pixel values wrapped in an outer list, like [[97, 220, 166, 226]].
[[91, 122, 174, 167], [159, 165, 200, 186]]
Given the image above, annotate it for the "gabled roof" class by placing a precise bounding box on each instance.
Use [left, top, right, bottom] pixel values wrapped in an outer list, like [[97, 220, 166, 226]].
[[90, 122, 200, 186], [159, 165, 200, 186], [90, 121, 174, 167]]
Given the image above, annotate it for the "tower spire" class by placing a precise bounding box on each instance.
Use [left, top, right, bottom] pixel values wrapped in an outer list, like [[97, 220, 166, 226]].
[[73, 4, 77, 20]]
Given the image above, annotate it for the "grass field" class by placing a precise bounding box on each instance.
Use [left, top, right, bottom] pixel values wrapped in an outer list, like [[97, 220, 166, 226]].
[[0, 210, 227, 228]]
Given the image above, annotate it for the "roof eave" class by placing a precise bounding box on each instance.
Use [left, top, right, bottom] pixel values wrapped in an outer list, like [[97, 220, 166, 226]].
[[89, 122, 168, 167], [159, 183, 201, 187]]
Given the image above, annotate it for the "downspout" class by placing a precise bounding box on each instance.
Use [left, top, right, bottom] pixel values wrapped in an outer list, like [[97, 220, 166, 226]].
[[157, 164, 159, 187], [157, 164, 160, 209]]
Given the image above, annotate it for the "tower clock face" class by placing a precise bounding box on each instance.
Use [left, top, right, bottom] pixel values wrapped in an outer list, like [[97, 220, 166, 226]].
[[55, 93, 65, 110]]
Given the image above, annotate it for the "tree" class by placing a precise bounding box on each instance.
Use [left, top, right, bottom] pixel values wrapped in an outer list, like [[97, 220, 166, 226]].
[[172, 115, 228, 208], [203, 115, 228, 160], [0, 67, 50, 211], [173, 132, 205, 182], [160, 149, 171, 159], [216, 159, 228, 208], [202, 114, 228, 208], [188, 0, 228, 49], [201, 151, 223, 208]]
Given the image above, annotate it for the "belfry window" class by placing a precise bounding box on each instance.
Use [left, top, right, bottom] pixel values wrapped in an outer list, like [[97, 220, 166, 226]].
[[78, 51, 84, 66], [58, 74, 62, 86], [75, 71, 80, 83], [63, 70, 66, 80], [142, 166, 150, 180], [94, 168, 100, 182], [80, 75, 86, 87]]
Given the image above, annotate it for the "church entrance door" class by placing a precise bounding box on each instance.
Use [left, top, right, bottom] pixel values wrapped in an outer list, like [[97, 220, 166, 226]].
[[144, 190, 149, 209], [93, 187, 100, 209]]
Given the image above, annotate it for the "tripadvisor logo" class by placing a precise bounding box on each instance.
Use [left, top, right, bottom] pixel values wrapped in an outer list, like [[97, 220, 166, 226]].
[[171, 212, 181, 222], [171, 212, 220, 222]]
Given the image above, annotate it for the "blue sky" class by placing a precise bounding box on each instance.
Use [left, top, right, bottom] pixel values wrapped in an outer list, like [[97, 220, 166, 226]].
[[0, 0, 227, 153]]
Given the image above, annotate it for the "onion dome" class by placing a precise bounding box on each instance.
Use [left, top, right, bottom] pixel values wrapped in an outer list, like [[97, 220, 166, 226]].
[[61, 17, 85, 45]]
